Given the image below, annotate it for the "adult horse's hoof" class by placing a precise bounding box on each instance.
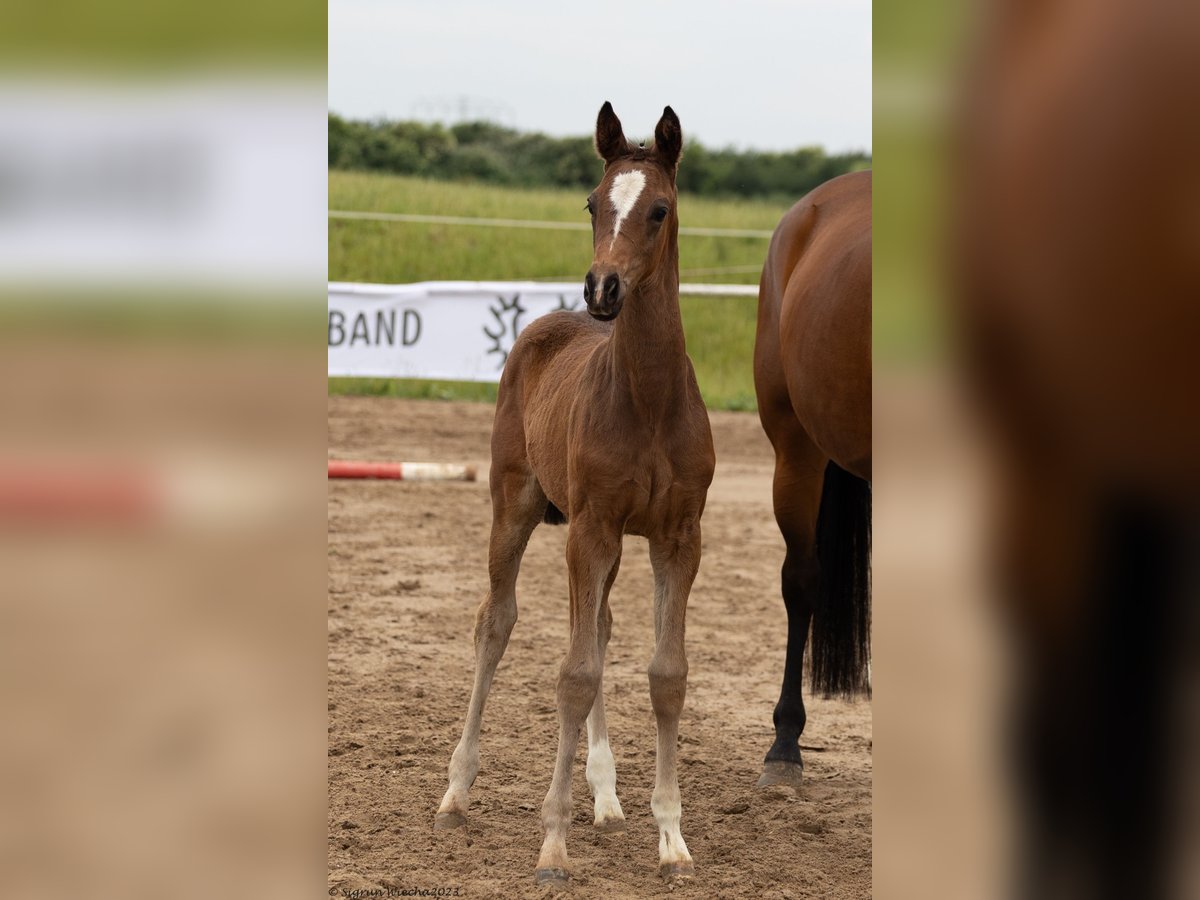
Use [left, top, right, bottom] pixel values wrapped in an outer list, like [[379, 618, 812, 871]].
[[659, 860, 695, 885], [535, 867, 570, 888], [434, 810, 467, 830], [594, 815, 626, 833], [757, 760, 803, 790]]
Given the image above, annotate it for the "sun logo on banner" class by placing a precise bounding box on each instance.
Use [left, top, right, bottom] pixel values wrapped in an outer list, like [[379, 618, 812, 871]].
[[485, 293, 586, 369], [484, 294, 526, 368]]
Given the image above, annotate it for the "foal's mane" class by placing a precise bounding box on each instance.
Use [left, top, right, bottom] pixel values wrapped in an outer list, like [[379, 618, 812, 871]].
[[604, 145, 676, 173]]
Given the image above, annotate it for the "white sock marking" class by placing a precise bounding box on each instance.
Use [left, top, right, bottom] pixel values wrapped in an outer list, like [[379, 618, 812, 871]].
[[586, 735, 623, 822], [608, 169, 646, 249], [652, 790, 691, 865]]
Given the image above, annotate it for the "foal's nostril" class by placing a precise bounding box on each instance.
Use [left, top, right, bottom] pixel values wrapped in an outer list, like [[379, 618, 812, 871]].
[[602, 274, 620, 303], [584, 271, 597, 302]]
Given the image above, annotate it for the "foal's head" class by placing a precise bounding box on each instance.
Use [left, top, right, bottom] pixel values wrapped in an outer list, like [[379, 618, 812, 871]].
[[583, 102, 683, 321]]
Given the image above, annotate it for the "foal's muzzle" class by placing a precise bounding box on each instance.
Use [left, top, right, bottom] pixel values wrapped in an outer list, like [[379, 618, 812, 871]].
[[584, 270, 624, 321]]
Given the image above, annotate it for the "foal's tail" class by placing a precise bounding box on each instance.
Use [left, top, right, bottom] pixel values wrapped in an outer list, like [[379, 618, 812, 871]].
[[809, 462, 872, 699]]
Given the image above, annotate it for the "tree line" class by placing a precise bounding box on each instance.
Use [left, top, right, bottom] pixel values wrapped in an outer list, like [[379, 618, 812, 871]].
[[329, 114, 870, 201]]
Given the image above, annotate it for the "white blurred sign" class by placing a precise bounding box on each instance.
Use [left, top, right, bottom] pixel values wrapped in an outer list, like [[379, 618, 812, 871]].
[[327, 281, 588, 382], [0, 80, 326, 290]]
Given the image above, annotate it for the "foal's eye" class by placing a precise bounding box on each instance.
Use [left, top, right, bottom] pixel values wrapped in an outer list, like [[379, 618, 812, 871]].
[[651, 205, 669, 222], [585, 199, 595, 216]]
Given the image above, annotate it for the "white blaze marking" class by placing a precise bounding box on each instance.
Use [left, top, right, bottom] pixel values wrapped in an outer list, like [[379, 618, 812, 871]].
[[608, 169, 646, 249]]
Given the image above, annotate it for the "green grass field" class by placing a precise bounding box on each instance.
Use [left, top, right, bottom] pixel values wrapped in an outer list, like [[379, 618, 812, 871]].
[[329, 171, 787, 410]]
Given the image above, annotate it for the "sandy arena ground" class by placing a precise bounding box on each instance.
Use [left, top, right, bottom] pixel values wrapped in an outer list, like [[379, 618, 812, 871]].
[[328, 395, 871, 898]]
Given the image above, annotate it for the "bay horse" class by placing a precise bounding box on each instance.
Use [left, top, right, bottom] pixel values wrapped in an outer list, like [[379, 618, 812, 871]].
[[435, 102, 714, 887], [753, 170, 872, 789]]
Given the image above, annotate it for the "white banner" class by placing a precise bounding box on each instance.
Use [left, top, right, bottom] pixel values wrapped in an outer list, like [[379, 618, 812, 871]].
[[328, 281, 588, 382], [0, 80, 326, 290], [328, 280, 758, 382]]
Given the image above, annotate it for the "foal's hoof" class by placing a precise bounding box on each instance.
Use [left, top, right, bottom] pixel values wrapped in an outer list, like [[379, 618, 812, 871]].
[[659, 860, 695, 885], [594, 815, 626, 833], [434, 810, 467, 830], [535, 867, 570, 888], [757, 760, 803, 790]]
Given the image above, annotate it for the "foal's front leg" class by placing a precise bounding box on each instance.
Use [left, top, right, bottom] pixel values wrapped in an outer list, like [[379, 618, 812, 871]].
[[436, 471, 541, 829], [648, 525, 701, 884], [535, 516, 620, 885]]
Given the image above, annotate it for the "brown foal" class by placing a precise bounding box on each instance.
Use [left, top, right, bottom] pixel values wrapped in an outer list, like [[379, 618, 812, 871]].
[[435, 102, 715, 887]]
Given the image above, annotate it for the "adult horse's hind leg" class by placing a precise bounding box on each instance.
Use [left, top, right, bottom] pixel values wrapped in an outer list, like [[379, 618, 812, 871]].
[[536, 513, 620, 884], [759, 422, 826, 789], [647, 523, 702, 883], [586, 551, 625, 832], [435, 466, 545, 830]]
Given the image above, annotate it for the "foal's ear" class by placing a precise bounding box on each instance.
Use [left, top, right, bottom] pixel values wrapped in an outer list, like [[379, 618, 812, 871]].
[[653, 106, 683, 172], [595, 101, 631, 165]]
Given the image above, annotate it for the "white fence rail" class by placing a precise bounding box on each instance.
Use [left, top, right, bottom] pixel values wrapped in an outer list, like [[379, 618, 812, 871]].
[[329, 209, 774, 239]]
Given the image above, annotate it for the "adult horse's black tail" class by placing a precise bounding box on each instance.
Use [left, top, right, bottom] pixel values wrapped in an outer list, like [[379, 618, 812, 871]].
[[810, 461, 872, 698]]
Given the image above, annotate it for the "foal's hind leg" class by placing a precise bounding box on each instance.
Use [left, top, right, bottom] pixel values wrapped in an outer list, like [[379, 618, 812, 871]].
[[647, 523, 702, 883], [535, 514, 620, 884], [435, 469, 544, 829], [759, 426, 825, 789], [586, 551, 625, 832]]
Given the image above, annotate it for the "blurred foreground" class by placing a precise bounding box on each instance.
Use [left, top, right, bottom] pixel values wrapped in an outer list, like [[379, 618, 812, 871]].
[[876, 1, 1199, 897], [0, 4, 325, 897]]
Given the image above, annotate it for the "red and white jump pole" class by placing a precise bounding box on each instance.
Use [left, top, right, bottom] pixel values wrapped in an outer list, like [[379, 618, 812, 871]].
[[327, 460, 477, 482]]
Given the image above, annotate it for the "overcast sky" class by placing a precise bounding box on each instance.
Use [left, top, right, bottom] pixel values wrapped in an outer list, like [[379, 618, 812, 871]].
[[329, 0, 871, 153]]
